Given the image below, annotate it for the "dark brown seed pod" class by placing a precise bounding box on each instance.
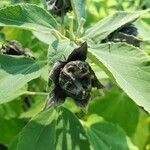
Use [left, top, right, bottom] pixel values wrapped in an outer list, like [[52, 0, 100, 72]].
[[0, 40, 34, 58], [59, 61, 92, 107], [46, 0, 72, 16], [45, 42, 103, 109], [102, 24, 141, 47]]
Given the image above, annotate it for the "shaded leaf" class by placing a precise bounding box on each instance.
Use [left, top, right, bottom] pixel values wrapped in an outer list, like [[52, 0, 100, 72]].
[[87, 88, 139, 136], [17, 108, 57, 150], [0, 100, 23, 119], [9, 136, 19, 150], [84, 115, 138, 150], [55, 107, 90, 150], [0, 118, 24, 145]]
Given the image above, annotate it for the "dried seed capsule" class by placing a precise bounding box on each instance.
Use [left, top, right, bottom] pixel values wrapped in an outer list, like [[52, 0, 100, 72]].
[[59, 61, 92, 105], [0, 40, 34, 58], [46, 0, 72, 16], [102, 24, 141, 47], [45, 42, 103, 109], [118, 24, 138, 36]]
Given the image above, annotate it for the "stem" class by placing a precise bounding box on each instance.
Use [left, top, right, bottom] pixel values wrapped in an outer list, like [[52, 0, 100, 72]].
[[24, 91, 48, 96], [69, 15, 74, 40], [76, 18, 86, 38], [51, 29, 68, 40], [51, 30, 61, 40], [61, 12, 65, 35]]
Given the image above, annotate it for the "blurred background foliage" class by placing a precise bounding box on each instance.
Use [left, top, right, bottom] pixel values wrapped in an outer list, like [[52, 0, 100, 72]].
[[0, 0, 149, 150]]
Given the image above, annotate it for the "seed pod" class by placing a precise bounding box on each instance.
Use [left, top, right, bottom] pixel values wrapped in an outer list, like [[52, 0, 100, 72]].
[[45, 42, 103, 109], [46, 0, 72, 16], [119, 24, 138, 36], [0, 40, 34, 58], [102, 23, 141, 47], [59, 61, 92, 107]]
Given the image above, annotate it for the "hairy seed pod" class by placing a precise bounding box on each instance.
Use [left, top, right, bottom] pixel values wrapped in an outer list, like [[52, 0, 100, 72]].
[[45, 42, 103, 109]]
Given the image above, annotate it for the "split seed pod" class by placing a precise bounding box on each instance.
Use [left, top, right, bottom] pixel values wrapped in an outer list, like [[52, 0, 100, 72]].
[[0, 40, 34, 58], [45, 42, 103, 109], [46, 0, 72, 16]]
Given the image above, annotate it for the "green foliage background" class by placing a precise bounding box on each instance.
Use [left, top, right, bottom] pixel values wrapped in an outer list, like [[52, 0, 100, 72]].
[[0, 0, 149, 150]]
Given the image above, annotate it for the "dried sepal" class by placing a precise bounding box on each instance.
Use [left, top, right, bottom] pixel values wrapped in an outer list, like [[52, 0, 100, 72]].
[[67, 42, 88, 62], [45, 86, 66, 109], [49, 61, 66, 85], [46, 61, 66, 109]]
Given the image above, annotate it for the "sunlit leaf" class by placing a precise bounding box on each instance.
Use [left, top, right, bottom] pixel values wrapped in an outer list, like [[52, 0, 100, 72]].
[[132, 110, 150, 150], [88, 43, 150, 113], [0, 4, 58, 32], [71, 0, 86, 22], [135, 20, 150, 41], [2, 27, 32, 46], [84, 10, 149, 43], [0, 55, 46, 104], [48, 40, 76, 67]]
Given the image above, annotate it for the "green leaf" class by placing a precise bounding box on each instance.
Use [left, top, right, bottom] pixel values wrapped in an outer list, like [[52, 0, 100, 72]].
[[33, 31, 56, 45], [0, 55, 46, 104], [84, 115, 138, 150], [132, 110, 150, 150], [87, 88, 139, 136], [0, 118, 24, 145], [83, 10, 149, 43], [135, 20, 150, 41], [0, 100, 23, 119], [19, 97, 46, 119], [71, 0, 86, 23], [55, 107, 90, 150], [88, 43, 150, 113], [17, 108, 57, 150], [0, 4, 57, 32], [2, 27, 32, 46], [48, 40, 76, 67], [9, 136, 19, 150], [17, 107, 89, 150], [8, 137, 19, 150]]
